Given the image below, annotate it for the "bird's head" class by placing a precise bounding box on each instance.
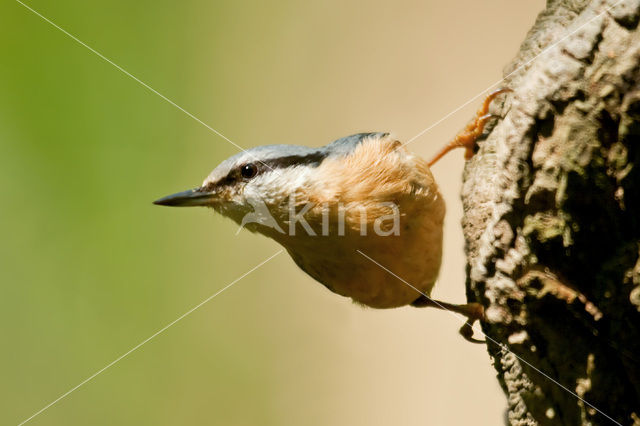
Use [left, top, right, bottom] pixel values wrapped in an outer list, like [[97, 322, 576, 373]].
[[154, 143, 333, 236]]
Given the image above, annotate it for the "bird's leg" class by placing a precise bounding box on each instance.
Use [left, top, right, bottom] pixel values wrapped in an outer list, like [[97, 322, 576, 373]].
[[411, 295, 485, 343], [427, 88, 512, 167]]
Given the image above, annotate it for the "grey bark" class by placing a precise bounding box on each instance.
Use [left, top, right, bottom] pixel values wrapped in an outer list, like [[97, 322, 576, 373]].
[[461, 0, 640, 424]]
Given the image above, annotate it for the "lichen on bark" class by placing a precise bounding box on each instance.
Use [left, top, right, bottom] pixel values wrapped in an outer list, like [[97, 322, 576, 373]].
[[461, 0, 640, 424]]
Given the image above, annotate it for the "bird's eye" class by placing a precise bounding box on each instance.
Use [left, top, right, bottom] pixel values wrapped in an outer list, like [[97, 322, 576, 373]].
[[240, 163, 258, 179]]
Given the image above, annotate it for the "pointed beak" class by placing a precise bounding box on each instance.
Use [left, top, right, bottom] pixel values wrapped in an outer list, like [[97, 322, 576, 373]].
[[153, 188, 216, 207]]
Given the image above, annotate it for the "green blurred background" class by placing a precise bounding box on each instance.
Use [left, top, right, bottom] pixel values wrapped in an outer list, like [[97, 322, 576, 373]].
[[1, 1, 543, 424]]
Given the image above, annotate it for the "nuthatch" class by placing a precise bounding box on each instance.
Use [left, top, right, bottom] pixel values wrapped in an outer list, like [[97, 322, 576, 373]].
[[155, 89, 510, 338]]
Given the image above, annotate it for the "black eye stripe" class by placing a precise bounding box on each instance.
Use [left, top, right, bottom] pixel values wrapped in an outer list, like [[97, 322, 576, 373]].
[[237, 153, 327, 180], [259, 152, 327, 170], [205, 151, 329, 191]]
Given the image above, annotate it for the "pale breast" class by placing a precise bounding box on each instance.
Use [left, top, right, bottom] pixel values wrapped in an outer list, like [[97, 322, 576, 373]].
[[286, 207, 444, 308]]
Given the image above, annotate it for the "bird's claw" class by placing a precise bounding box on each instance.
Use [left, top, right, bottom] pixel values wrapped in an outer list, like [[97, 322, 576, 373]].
[[459, 320, 485, 344], [428, 87, 512, 166], [457, 302, 485, 343]]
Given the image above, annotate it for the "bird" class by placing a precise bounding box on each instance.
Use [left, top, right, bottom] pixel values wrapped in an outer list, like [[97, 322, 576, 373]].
[[154, 88, 510, 340]]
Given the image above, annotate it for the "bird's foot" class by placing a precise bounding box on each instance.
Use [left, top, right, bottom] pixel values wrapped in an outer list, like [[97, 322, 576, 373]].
[[454, 302, 485, 344], [428, 88, 512, 167], [458, 315, 485, 344], [411, 296, 486, 344]]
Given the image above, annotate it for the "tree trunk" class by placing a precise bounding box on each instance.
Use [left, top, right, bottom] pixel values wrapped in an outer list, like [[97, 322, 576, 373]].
[[461, 0, 640, 424]]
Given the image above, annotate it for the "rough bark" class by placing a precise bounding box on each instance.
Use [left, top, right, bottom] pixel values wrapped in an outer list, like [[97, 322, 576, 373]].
[[462, 0, 640, 424]]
